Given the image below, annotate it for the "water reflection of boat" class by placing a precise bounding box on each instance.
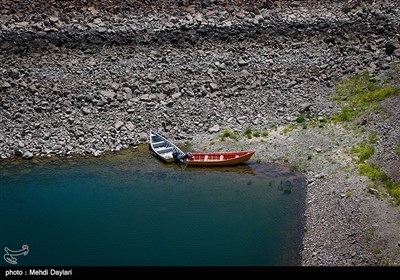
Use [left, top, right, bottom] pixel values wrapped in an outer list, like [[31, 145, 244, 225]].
[[185, 164, 256, 175]]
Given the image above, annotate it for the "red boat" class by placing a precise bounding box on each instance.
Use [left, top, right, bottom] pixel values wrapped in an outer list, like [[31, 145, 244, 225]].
[[187, 150, 256, 166]]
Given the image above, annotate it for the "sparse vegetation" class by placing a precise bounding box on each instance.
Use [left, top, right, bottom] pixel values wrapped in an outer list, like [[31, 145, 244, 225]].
[[282, 124, 297, 134], [295, 113, 306, 123], [396, 144, 400, 158], [358, 163, 400, 204], [261, 131, 269, 137], [345, 190, 352, 197], [368, 133, 378, 144], [328, 72, 400, 204], [244, 127, 253, 139], [366, 227, 375, 242], [220, 129, 239, 141], [370, 247, 382, 254], [184, 141, 193, 149], [331, 72, 399, 122], [349, 139, 400, 204], [331, 106, 357, 122], [350, 142, 375, 163], [379, 256, 395, 266]]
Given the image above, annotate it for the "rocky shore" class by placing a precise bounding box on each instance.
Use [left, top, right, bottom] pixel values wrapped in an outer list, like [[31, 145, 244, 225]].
[[1, 0, 400, 266]]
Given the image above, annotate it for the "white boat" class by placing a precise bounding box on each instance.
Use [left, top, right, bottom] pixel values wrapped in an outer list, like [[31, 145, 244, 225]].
[[149, 130, 186, 163]]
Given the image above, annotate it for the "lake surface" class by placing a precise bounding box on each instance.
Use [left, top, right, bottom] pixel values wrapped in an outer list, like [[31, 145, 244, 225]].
[[0, 146, 306, 266]]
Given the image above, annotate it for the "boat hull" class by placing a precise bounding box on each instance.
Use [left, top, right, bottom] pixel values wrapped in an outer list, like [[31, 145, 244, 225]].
[[187, 151, 255, 166]]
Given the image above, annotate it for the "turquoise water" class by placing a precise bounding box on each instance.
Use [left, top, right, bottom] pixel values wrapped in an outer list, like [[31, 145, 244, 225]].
[[0, 147, 305, 266]]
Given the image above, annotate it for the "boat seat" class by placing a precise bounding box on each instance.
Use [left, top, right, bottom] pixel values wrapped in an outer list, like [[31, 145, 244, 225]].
[[152, 141, 165, 148], [204, 155, 208, 161], [156, 147, 173, 154]]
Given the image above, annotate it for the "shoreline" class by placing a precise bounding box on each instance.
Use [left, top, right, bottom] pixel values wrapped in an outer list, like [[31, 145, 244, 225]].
[[1, 0, 400, 266]]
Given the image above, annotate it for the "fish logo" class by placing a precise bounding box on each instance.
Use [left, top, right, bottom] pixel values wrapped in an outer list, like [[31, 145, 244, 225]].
[[4, 245, 29, 265]]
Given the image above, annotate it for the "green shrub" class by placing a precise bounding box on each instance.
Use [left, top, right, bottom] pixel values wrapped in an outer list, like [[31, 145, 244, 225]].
[[358, 163, 400, 204], [331, 106, 357, 122], [350, 142, 375, 162], [244, 127, 253, 139], [220, 129, 238, 141], [295, 114, 306, 123], [358, 163, 388, 182], [261, 131, 269, 137], [282, 124, 296, 134], [368, 133, 378, 144]]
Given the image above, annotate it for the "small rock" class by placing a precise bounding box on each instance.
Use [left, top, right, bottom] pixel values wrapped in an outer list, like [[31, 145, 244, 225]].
[[139, 132, 147, 142], [22, 151, 33, 159], [368, 188, 378, 195], [238, 58, 248, 67], [100, 90, 116, 101], [287, 80, 297, 88], [300, 102, 312, 112], [385, 41, 399, 56], [81, 107, 90, 115], [125, 122, 135, 131], [88, 6, 99, 16], [208, 124, 220, 133], [93, 150, 102, 157], [114, 120, 124, 130], [209, 83, 219, 92], [14, 149, 23, 157], [17, 21, 29, 27], [49, 16, 59, 23], [1, 42, 14, 50], [111, 82, 120, 91], [239, 69, 251, 77], [1, 82, 11, 89], [97, 27, 107, 33], [122, 87, 132, 94]]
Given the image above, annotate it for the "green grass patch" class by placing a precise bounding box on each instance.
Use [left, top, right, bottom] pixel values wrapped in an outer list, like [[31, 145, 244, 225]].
[[370, 247, 382, 255], [331, 106, 357, 122], [331, 71, 399, 122], [282, 124, 297, 134], [359, 163, 388, 182], [350, 142, 375, 163], [358, 163, 400, 204], [261, 131, 269, 137], [295, 114, 306, 123], [368, 133, 378, 144], [220, 129, 239, 141], [253, 131, 261, 137], [244, 127, 253, 139]]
